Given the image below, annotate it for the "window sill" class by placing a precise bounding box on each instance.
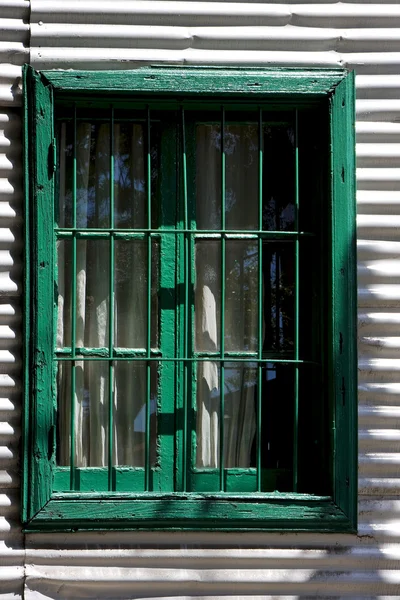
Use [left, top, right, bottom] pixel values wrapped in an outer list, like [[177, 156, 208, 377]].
[[25, 493, 355, 533]]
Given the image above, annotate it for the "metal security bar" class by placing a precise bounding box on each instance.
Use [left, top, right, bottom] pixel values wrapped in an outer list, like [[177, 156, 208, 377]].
[[108, 107, 115, 491], [257, 108, 263, 493], [69, 104, 77, 489], [220, 106, 226, 492], [181, 107, 189, 492], [293, 109, 300, 492], [145, 106, 152, 492], [56, 103, 309, 495]]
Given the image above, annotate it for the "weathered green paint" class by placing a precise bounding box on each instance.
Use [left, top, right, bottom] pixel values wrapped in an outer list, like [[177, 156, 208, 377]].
[[156, 121, 177, 493], [26, 494, 351, 532], [22, 64, 31, 524], [330, 71, 357, 530], [23, 65, 357, 532], [42, 68, 347, 98], [23, 66, 56, 520]]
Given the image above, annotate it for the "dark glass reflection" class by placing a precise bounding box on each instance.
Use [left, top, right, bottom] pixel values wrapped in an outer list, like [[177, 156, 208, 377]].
[[262, 241, 295, 355], [262, 125, 295, 231], [57, 117, 160, 229]]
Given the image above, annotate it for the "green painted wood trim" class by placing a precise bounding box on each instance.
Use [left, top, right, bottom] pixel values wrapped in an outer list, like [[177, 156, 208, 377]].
[[42, 68, 346, 98], [22, 64, 31, 524], [25, 495, 352, 532], [155, 122, 178, 493], [330, 71, 358, 530], [23, 65, 356, 531], [23, 65, 56, 520]]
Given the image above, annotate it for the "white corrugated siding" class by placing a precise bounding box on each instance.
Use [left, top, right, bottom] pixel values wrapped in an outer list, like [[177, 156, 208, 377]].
[[0, 4, 28, 599], [0, 0, 398, 598], [0, 110, 24, 598], [0, 1, 29, 106]]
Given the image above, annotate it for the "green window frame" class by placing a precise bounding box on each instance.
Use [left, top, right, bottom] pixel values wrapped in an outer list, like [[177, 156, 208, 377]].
[[23, 66, 357, 532]]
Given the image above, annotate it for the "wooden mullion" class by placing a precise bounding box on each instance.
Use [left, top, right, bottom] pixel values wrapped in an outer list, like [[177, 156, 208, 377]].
[[154, 120, 177, 493]]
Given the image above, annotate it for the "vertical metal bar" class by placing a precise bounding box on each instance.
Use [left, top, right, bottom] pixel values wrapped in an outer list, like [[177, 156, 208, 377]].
[[220, 107, 226, 491], [181, 108, 189, 491], [257, 108, 263, 492], [145, 106, 152, 491], [70, 105, 77, 489], [293, 109, 300, 491], [108, 107, 115, 491], [276, 253, 281, 351]]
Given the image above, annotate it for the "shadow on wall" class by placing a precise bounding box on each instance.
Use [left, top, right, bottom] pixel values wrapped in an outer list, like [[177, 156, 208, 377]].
[[0, 105, 25, 597], [22, 525, 400, 598]]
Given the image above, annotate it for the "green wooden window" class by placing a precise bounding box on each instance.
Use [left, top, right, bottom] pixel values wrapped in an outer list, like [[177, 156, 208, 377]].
[[23, 66, 357, 531]]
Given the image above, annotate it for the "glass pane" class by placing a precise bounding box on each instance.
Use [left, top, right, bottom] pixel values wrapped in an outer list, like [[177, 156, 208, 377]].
[[76, 240, 109, 349], [196, 361, 220, 468], [260, 363, 294, 492], [195, 240, 221, 352], [114, 240, 159, 349], [114, 121, 161, 229], [196, 361, 257, 468], [262, 241, 295, 355], [196, 124, 221, 230], [114, 122, 145, 229], [57, 122, 73, 228], [56, 239, 72, 349], [263, 124, 295, 231], [113, 361, 158, 467], [57, 360, 109, 468], [225, 124, 258, 230], [75, 122, 110, 228], [225, 240, 258, 353]]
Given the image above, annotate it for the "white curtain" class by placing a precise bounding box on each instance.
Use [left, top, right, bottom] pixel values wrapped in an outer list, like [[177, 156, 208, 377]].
[[57, 120, 258, 470], [195, 124, 258, 468], [57, 122, 150, 467]]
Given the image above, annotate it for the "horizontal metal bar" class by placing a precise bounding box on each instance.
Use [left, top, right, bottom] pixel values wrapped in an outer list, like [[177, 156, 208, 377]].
[[56, 347, 159, 357], [57, 348, 302, 359], [55, 356, 318, 365], [56, 231, 161, 240], [56, 116, 293, 125], [56, 228, 314, 237]]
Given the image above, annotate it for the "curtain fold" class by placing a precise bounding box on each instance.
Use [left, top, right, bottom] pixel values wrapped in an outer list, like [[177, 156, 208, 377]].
[[58, 118, 258, 473], [195, 124, 257, 469]]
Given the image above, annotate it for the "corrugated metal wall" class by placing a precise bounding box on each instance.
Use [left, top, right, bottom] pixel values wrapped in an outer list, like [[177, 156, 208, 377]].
[[0, 1, 28, 599], [1, 0, 400, 597]]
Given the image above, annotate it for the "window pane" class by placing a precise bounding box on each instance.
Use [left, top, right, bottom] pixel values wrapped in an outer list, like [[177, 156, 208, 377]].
[[262, 241, 295, 355], [225, 240, 258, 353], [114, 121, 160, 229], [196, 361, 220, 468], [260, 363, 294, 492], [76, 239, 110, 349], [77, 122, 111, 228], [195, 123, 259, 231], [195, 361, 256, 469], [225, 124, 258, 230], [57, 360, 109, 468], [195, 124, 221, 230], [114, 240, 159, 349], [57, 122, 73, 228], [195, 240, 221, 352], [113, 361, 158, 467], [262, 124, 295, 232], [56, 239, 72, 349]]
